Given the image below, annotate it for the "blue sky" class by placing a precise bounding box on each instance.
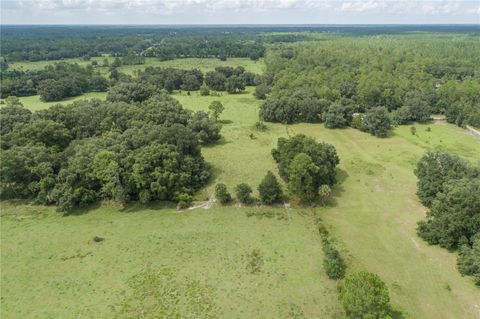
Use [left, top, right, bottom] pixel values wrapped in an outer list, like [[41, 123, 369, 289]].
[[2, 0, 479, 24]]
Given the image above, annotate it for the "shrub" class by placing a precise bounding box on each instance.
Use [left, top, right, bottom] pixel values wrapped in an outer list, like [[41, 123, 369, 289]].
[[339, 271, 393, 318], [199, 84, 210, 96], [318, 184, 332, 206], [254, 121, 267, 131], [215, 183, 231, 204], [323, 242, 346, 280], [176, 193, 193, 209], [258, 171, 283, 204], [350, 113, 365, 130], [235, 183, 253, 204]]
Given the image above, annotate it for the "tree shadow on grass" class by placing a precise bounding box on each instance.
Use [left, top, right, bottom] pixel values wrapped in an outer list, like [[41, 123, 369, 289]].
[[218, 119, 233, 125], [64, 201, 102, 216], [120, 201, 177, 214], [201, 136, 231, 148], [328, 168, 349, 208]]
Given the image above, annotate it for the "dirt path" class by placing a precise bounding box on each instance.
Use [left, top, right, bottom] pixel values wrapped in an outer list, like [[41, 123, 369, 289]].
[[466, 125, 480, 137], [186, 197, 215, 210]]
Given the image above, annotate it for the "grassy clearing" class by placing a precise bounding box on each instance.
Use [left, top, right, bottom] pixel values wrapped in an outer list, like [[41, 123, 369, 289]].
[[2, 81, 480, 318], [4, 57, 264, 111], [1, 92, 108, 111], [9, 57, 265, 75], [1, 203, 340, 318], [175, 89, 480, 318]]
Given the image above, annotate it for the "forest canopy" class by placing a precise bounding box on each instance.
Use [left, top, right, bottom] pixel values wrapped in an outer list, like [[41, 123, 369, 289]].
[[260, 35, 480, 129], [0, 93, 221, 212]]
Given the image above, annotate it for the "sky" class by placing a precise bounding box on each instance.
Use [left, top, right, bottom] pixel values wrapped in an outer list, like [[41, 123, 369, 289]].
[[1, 0, 479, 25]]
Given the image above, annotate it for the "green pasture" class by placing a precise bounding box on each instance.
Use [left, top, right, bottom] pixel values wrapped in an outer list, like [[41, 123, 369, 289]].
[[9, 57, 265, 75], [2, 92, 108, 111]]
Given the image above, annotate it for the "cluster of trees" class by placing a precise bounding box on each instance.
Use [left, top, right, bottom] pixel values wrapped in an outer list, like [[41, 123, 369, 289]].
[[0, 93, 221, 212], [1, 62, 108, 101], [106, 67, 205, 104], [260, 35, 480, 130], [205, 66, 256, 93], [415, 151, 480, 284], [214, 134, 340, 206], [272, 135, 339, 202], [215, 171, 283, 206]]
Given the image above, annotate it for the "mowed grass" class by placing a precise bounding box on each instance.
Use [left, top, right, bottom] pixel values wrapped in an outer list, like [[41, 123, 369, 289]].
[[175, 90, 480, 318], [2, 84, 480, 318]]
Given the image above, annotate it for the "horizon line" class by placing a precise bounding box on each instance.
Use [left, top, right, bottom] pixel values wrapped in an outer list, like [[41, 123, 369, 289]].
[[2, 23, 479, 26]]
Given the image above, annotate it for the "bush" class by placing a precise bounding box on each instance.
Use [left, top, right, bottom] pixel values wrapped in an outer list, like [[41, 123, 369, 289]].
[[199, 84, 210, 96], [350, 113, 365, 130], [215, 183, 231, 204], [258, 171, 283, 204], [235, 183, 253, 204], [339, 271, 393, 318], [318, 184, 332, 206], [323, 242, 346, 280], [254, 121, 267, 131], [176, 193, 193, 209]]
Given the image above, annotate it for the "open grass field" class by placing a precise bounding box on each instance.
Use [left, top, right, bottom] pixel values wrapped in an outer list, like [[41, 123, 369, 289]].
[[1, 203, 340, 318], [1, 92, 108, 111], [9, 57, 265, 75], [2, 79, 480, 318]]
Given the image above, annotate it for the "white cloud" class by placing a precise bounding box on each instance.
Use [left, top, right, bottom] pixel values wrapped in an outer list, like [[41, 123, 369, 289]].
[[2, 0, 478, 23], [339, 0, 474, 16]]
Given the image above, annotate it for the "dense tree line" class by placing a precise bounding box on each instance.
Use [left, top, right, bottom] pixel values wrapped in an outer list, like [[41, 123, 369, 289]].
[[3, 25, 477, 62], [1, 62, 108, 101], [1, 27, 265, 62], [143, 36, 265, 61], [260, 35, 480, 131], [0, 92, 221, 212], [415, 151, 480, 284]]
